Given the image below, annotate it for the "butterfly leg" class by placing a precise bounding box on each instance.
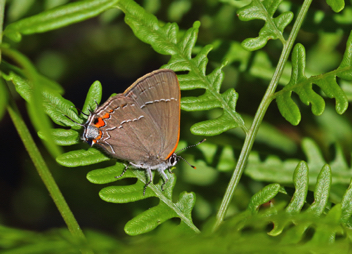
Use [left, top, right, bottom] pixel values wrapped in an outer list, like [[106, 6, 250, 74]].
[[158, 169, 169, 191], [115, 164, 128, 179], [143, 168, 153, 196]]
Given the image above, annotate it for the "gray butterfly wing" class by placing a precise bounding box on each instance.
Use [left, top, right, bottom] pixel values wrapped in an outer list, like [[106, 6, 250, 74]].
[[94, 69, 180, 164], [124, 69, 180, 160], [91, 94, 157, 164]]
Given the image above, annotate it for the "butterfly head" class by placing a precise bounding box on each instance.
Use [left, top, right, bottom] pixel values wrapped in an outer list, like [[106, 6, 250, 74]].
[[65, 110, 101, 147], [82, 124, 99, 146], [167, 153, 179, 167]]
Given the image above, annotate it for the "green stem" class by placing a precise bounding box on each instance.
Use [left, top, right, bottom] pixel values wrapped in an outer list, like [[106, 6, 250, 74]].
[[212, 0, 313, 232], [7, 99, 93, 254], [0, 0, 5, 62], [1, 3, 89, 251]]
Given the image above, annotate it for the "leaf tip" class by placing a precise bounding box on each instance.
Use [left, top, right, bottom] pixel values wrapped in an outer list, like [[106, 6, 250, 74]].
[[4, 29, 22, 42], [193, 20, 201, 29]]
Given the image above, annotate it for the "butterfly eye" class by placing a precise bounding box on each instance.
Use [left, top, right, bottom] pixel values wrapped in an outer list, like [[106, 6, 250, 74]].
[[168, 154, 178, 166]]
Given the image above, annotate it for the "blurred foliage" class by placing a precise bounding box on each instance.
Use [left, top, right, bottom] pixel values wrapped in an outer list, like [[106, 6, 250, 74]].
[[1, 0, 352, 253]]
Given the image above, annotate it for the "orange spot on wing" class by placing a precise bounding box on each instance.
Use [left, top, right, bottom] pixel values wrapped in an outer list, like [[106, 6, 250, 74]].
[[96, 130, 102, 140], [102, 113, 110, 119], [94, 117, 105, 128]]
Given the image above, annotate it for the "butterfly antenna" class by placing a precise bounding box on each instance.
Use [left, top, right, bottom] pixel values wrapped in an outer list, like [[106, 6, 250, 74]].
[[81, 111, 89, 117], [75, 106, 90, 117], [177, 155, 196, 169], [175, 139, 206, 169], [64, 115, 85, 126], [176, 139, 206, 154]]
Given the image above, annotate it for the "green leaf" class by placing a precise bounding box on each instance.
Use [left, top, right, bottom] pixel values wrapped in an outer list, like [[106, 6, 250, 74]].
[[95, 167, 199, 235], [38, 129, 80, 146], [269, 161, 309, 236], [315, 75, 348, 115], [190, 110, 240, 136], [275, 43, 348, 125], [326, 0, 345, 13], [245, 138, 352, 187], [82, 80, 102, 116], [1, 46, 62, 158], [339, 178, 352, 226], [306, 164, 331, 216], [7, 0, 36, 22], [311, 204, 342, 244], [0, 79, 8, 121], [6, 71, 82, 129], [87, 163, 135, 184], [266, 164, 348, 244], [285, 161, 309, 214], [1, 59, 64, 94], [338, 31, 352, 80], [101, 180, 156, 202], [4, 0, 119, 42], [56, 148, 110, 167], [124, 190, 196, 235], [247, 183, 280, 214], [1, 58, 82, 130], [117, 0, 246, 135], [275, 90, 301, 125], [237, 0, 293, 50], [241, 162, 344, 243]]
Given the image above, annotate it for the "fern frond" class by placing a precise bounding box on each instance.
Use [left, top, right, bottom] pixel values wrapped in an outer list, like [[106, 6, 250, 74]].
[[237, 0, 294, 50], [0, 50, 65, 158], [275, 36, 351, 125], [245, 138, 352, 186], [117, 0, 246, 136], [233, 161, 352, 246], [3, 0, 118, 42], [2, 68, 81, 128], [87, 164, 198, 235]]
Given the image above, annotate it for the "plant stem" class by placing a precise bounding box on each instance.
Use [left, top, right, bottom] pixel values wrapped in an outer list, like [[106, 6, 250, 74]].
[[0, 0, 5, 62], [7, 99, 93, 254], [212, 0, 313, 232]]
